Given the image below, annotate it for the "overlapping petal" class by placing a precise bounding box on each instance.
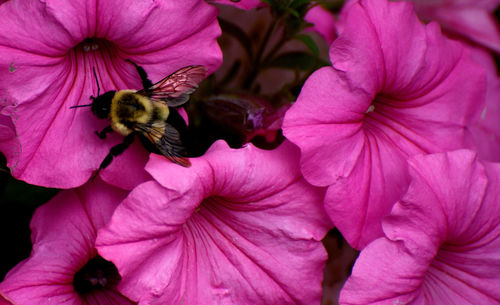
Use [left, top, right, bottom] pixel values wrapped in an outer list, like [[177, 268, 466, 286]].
[[0, 295, 11, 305], [340, 150, 500, 305], [465, 44, 500, 161], [304, 5, 337, 46], [408, 0, 500, 53], [283, 0, 486, 249], [0, 179, 131, 305], [0, 114, 13, 140], [96, 141, 331, 305], [0, 0, 222, 189], [0, 109, 18, 161]]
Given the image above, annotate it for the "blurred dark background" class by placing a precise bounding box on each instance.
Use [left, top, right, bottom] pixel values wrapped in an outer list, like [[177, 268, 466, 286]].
[[0, 154, 58, 281]]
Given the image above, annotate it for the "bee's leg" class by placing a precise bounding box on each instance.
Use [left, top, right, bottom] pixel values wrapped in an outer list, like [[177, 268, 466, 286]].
[[96, 133, 135, 174], [125, 59, 153, 91], [94, 126, 113, 139]]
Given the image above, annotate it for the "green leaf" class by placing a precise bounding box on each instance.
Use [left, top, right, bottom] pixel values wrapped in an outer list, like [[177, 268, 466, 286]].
[[288, 8, 300, 18], [283, 13, 305, 36], [294, 34, 319, 57], [290, 0, 311, 9], [218, 18, 254, 60], [266, 51, 319, 70]]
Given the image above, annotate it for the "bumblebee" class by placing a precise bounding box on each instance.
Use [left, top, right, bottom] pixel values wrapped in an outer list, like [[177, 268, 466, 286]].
[[72, 60, 206, 171]]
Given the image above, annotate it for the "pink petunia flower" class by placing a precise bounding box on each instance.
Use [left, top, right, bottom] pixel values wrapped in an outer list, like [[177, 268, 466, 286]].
[[0, 0, 222, 189], [96, 141, 331, 305], [282, 0, 486, 249], [0, 178, 132, 305], [407, 0, 500, 53], [340, 150, 500, 305]]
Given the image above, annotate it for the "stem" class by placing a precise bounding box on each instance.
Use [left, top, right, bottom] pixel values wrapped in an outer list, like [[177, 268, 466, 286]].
[[261, 28, 288, 66], [215, 60, 241, 93], [242, 18, 279, 90]]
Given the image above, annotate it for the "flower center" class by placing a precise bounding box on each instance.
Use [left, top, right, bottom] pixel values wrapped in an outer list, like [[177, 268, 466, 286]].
[[73, 255, 121, 295], [75, 37, 116, 54], [82, 38, 100, 52], [362, 95, 388, 131], [67, 37, 127, 103]]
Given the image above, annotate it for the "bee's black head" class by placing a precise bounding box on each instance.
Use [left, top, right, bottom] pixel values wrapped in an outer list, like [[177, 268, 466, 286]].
[[90, 91, 115, 119]]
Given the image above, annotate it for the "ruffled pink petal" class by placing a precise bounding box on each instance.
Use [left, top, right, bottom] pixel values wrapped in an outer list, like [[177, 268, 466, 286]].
[[411, 0, 500, 53], [209, 0, 264, 10], [405, 0, 500, 9], [0, 179, 131, 304], [97, 141, 331, 305], [465, 44, 500, 161], [451, 0, 500, 10], [283, 0, 486, 249], [283, 67, 368, 186], [0, 0, 221, 188], [305, 5, 337, 46], [469, 80, 500, 161], [340, 150, 500, 304]]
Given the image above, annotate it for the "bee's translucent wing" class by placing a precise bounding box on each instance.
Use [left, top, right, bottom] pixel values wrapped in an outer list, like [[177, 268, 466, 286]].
[[134, 121, 191, 167], [137, 65, 207, 107]]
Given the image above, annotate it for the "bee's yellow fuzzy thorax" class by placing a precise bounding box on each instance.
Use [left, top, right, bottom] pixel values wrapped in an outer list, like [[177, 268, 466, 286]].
[[110, 90, 155, 136]]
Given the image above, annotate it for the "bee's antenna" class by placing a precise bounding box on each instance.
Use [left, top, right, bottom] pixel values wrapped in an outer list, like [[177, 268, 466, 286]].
[[69, 67, 100, 110], [93, 67, 100, 97], [69, 103, 92, 109]]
